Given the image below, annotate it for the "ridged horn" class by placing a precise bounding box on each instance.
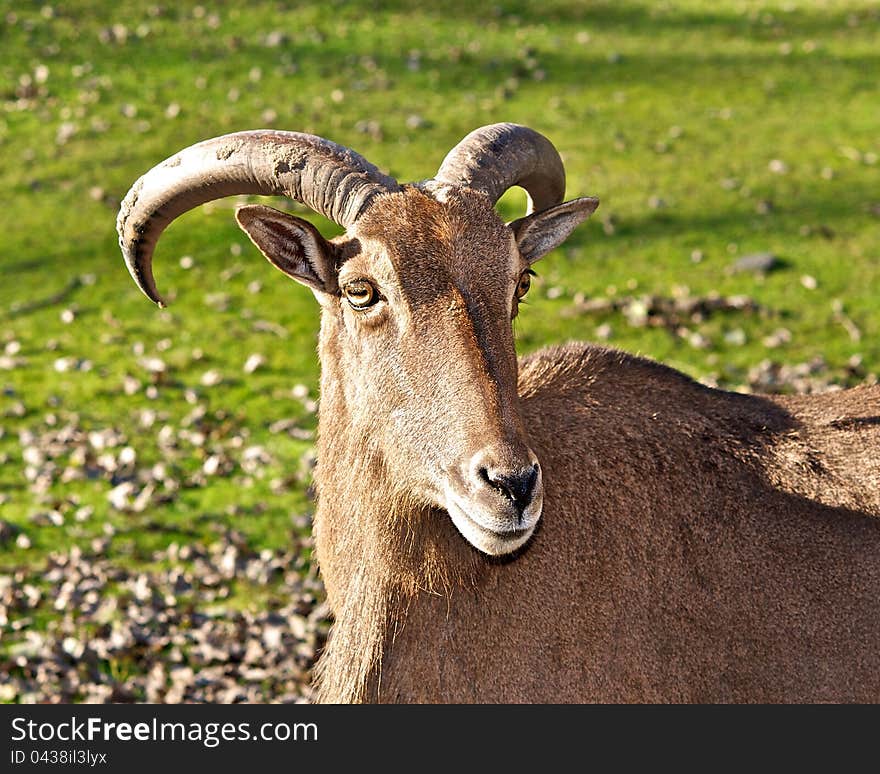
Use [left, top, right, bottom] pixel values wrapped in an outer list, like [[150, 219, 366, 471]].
[[117, 130, 401, 306], [432, 123, 566, 215]]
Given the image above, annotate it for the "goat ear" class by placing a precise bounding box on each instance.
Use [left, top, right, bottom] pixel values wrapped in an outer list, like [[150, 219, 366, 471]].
[[508, 197, 599, 265], [235, 204, 336, 293]]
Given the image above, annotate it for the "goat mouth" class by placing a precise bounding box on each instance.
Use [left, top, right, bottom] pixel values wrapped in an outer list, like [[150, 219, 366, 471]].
[[444, 495, 539, 557]]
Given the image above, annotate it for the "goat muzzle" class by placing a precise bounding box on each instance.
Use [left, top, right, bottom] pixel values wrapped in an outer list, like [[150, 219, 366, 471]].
[[443, 446, 543, 556]]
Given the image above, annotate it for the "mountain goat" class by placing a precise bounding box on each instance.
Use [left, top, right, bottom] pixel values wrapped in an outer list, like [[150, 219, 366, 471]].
[[118, 123, 880, 702]]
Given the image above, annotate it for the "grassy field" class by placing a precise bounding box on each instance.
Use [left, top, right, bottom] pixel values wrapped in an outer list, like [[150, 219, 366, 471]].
[[1, 0, 878, 701]]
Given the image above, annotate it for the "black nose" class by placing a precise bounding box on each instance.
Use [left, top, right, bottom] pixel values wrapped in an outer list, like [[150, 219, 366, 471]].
[[480, 463, 540, 513]]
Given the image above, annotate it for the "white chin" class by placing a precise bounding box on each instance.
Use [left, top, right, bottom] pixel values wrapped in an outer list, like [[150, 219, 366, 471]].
[[445, 499, 538, 556]]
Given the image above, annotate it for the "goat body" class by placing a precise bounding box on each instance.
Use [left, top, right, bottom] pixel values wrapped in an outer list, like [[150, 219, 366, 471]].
[[317, 345, 880, 703]]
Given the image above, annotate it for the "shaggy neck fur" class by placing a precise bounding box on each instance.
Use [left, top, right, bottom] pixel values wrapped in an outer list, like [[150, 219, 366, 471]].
[[311, 324, 479, 703]]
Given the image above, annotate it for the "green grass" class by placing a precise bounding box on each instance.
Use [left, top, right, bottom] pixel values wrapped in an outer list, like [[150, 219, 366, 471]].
[[1, 0, 878, 670]]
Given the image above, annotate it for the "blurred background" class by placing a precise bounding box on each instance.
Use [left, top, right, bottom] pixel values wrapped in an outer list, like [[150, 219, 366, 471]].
[[1, 0, 878, 703]]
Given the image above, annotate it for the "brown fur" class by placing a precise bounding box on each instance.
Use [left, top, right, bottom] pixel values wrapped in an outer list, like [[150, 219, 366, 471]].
[[365, 347, 880, 702], [250, 186, 880, 703]]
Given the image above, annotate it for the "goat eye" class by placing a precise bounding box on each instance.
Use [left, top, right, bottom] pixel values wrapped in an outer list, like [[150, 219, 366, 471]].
[[515, 270, 533, 301], [343, 280, 378, 310]]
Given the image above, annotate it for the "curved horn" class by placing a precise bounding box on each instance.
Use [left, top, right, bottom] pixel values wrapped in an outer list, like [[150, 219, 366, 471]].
[[117, 130, 401, 306], [432, 123, 566, 215]]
